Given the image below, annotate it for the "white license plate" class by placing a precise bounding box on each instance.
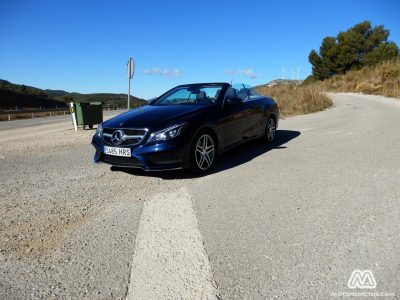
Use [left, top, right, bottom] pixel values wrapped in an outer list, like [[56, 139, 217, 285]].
[[104, 146, 131, 157]]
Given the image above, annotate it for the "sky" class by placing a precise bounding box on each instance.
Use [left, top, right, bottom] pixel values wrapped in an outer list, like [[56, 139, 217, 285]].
[[1, 0, 399, 99]]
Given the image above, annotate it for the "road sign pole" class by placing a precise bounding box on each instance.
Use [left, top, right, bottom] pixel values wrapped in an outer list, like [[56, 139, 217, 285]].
[[127, 57, 135, 110], [128, 77, 131, 110]]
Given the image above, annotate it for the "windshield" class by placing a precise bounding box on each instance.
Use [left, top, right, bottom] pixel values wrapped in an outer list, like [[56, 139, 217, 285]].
[[228, 83, 261, 101], [152, 85, 224, 106], [243, 84, 262, 99]]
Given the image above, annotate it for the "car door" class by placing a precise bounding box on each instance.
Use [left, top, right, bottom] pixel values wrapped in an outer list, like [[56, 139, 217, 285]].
[[228, 83, 264, 139], [217, 85, 253, 149], [242, 84, 266, 137]]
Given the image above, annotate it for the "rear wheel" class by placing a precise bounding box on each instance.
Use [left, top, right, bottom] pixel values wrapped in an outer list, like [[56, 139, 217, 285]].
[[190, 133, 216, 173], [265, 117, 276, 143]]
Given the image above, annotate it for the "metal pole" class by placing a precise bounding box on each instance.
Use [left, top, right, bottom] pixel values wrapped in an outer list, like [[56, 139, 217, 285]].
[[128, 77, 131, 110]]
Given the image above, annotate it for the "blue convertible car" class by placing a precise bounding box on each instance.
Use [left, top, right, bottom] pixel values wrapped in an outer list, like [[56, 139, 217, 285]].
[[92, 83, 279, 173]]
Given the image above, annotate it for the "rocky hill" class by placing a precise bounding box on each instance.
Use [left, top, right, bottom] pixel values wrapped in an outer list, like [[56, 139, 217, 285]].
[[259, 79, 303, 88]]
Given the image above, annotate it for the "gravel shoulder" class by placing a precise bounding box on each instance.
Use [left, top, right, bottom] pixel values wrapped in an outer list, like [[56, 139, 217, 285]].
[[0, 128, 181, 298]]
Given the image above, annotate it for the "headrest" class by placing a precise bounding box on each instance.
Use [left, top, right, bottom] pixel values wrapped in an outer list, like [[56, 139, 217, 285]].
[[196, 91, 206, 101], [225, 88, 237, 98]]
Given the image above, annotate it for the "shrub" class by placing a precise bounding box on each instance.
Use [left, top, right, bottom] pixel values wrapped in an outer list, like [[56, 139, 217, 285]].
[[256, 85, 332, 117]]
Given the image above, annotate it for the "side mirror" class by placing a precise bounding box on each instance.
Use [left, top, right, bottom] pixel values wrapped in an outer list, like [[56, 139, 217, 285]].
[[226, 97, 243, 105]]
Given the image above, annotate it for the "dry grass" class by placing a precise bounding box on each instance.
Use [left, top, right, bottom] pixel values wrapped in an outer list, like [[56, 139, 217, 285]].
[[256, 85, 333, 117], [313, 59, 400, 98], [258, 59, 400, 118]]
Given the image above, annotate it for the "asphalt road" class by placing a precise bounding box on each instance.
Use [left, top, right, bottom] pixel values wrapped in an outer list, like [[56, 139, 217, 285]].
[[0, 93, 399, 299]]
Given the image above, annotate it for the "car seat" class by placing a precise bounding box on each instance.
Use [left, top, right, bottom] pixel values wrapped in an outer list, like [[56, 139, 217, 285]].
[[238, 88, 248, 100], [196, 91, 207, 103], [225, 87, 237, 98]]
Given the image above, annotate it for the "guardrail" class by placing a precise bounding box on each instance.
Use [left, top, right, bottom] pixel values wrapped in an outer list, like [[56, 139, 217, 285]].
[[0, 107, 126, 122], [0, 108, 69, 121]]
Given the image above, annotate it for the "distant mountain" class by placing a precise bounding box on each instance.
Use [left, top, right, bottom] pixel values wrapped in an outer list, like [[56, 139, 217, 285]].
[[0, 90, 67, 111], [257, 79, 304, 88], [0, 79, 146, 110], [52, 92, 145, 108], [0, 79, 49, 98], [45, 89, 69, 98]]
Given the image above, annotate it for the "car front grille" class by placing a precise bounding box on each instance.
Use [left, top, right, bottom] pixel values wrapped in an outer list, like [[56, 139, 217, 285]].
[[103, 128, 148, 146]]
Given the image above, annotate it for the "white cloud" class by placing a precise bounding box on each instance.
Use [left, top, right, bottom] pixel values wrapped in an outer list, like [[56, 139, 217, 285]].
[[224, 68, 257, 79], [143, 68, 182, 77]]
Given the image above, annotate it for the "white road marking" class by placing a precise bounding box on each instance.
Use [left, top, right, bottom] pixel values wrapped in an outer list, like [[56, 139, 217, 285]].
[[126, 187, 219, 300]]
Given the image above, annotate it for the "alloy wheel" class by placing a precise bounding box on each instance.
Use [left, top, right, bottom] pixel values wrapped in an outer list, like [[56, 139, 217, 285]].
[[266, 118, 276, 142], [195, 134, 215, 171]]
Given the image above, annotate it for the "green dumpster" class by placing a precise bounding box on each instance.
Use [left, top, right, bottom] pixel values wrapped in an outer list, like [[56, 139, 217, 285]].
[[74, 102, 103, 129]]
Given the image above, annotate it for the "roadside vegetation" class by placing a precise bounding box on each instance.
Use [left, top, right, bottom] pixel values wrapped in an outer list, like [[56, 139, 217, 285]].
[[307, 21, 398, 81], [304, 21, 399, 98], [306, 58, 400, 98], [256, 84, 332, 117], [257, 21, 399, 117]]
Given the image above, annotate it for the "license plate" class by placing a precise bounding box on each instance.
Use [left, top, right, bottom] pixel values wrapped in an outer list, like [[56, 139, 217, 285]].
[[104, 146, 131, 157]]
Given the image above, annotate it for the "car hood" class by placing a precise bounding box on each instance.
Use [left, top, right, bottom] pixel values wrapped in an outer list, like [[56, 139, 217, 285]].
[[103, 104, 206, 130]]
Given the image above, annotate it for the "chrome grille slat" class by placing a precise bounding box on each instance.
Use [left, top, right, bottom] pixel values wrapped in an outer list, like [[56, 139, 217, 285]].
[[103, 128, 148, 146], [124, 135, 145, 139]]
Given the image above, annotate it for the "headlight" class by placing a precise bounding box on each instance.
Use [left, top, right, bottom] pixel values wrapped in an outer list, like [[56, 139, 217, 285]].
[[96, 123, 103, 137], [147, 123, 186, 143]]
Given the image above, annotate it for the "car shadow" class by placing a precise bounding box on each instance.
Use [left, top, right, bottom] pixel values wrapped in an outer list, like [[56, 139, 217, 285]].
[[110, 129, 301, 180]]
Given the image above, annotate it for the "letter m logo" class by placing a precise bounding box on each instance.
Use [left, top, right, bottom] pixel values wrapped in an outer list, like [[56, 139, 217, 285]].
[[347, 270, 377, 289]]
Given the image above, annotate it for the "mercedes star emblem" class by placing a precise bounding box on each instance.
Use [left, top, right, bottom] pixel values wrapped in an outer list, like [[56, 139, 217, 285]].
[[111, 130, 124, 145]]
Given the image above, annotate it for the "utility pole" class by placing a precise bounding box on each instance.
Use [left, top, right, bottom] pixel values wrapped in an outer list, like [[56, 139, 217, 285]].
[[127, 58, 135, 110], [281, 66, 285, 80]]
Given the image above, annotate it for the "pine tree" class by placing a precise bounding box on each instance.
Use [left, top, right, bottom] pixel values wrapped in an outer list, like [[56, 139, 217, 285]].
[[308, 21, 399, 80]]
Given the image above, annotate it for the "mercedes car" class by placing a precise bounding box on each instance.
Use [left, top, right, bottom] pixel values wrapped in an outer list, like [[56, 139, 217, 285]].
[[92, 83, 279, 173]]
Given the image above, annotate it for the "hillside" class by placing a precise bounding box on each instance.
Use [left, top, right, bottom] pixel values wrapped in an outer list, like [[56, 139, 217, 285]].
[[0, 90, 67, 111], [255, 80, 332, 116], [53, 92, 146, 108], [44, 89, 69, 98], [0, 79, 49, 99], [304, 59, 400, 98], [258, 79, 303, 88], [0, 79, 146, 110]]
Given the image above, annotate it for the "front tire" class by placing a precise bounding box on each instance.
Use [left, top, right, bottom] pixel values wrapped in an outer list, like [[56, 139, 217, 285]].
[[265, 117, 276, 143], [190, 132, 216, 173]]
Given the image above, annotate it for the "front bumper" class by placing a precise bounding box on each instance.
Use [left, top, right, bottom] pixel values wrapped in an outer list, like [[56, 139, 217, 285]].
[[91, 135, 191, 171]]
